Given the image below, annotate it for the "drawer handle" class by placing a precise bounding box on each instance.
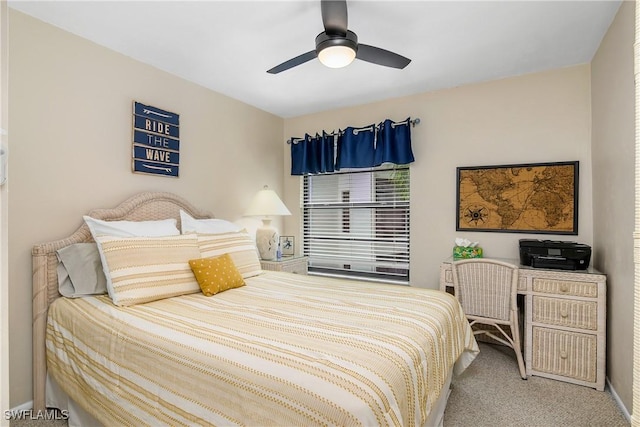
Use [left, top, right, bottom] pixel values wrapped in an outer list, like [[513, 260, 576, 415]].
[[560, 350, 568, 359], [560, 284, 569, 293], [560, 309, 569, 318]]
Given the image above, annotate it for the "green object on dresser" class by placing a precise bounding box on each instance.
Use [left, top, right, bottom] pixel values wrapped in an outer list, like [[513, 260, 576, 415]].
[[453, 246, 483, 259]]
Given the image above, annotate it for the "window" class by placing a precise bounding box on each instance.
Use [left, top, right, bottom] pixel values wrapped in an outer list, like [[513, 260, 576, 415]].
[[302, 165, 410, 284]]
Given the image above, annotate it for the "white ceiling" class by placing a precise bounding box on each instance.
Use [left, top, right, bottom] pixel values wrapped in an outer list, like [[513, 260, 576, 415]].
[[8, 0, 621, 118]]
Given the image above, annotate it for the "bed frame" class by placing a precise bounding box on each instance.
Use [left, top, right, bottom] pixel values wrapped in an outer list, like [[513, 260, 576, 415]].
[[31, 192, 212, 411]]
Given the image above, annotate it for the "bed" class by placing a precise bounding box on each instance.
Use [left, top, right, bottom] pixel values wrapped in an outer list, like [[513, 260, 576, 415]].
[[32, 192, 479, 427]]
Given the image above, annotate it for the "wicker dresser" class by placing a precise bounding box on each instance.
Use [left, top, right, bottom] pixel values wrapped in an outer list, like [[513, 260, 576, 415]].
[[260, 256, 308, 275], [439, 258, 606, 390], [523, 267, 606, 390]]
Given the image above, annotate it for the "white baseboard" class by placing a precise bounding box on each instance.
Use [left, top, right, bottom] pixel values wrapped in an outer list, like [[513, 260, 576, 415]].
[[606, 377, 631, 422]]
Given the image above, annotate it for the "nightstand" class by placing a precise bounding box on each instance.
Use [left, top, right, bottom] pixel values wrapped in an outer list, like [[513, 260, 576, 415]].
[[260, 256, 308, 275]]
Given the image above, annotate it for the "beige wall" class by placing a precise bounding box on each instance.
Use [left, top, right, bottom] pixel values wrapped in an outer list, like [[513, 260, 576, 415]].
[[8, 10, 284, 406], [284, 65, 593, 290], [591, 0, 635, 413]]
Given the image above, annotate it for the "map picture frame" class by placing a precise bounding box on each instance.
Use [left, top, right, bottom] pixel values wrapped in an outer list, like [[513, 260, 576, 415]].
[[456, 161, 579, 235]]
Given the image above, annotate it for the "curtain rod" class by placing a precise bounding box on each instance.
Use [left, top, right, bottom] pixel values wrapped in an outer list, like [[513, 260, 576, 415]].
[[287, 117, 421, 145]]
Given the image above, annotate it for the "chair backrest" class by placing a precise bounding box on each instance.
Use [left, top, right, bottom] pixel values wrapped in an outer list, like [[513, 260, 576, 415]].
[[451, 259, 519, 321]]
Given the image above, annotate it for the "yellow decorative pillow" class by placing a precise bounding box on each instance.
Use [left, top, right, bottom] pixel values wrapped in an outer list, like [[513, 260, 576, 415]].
[[189, 253, 246, 296]]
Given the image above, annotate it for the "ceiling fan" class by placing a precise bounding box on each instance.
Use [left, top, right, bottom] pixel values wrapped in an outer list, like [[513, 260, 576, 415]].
[[267, 0, 411, 74]]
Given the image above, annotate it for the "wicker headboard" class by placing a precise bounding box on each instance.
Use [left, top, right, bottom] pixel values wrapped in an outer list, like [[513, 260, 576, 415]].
[[31, 192, 212, 411]]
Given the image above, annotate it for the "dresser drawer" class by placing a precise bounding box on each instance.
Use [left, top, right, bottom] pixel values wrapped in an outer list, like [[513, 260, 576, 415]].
[[532, 278, 598, 298], [531, 327, 597, 383], [532, 296, 597, 330]]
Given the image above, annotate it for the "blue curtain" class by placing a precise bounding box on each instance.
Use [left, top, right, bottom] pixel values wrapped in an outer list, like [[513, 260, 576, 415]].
[[374, 118, 415, 165], [290, 132, 335, 175], [290, 118, 415, 175], [335, 125, 376, 170]]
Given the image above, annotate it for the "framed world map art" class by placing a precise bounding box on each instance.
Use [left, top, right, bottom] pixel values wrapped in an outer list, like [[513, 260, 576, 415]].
[[456, 161, 579, 234]]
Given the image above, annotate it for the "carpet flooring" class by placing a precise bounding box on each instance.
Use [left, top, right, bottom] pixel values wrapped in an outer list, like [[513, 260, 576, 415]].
[[444, 343, 630, 426], [9, 343, 630, 427]]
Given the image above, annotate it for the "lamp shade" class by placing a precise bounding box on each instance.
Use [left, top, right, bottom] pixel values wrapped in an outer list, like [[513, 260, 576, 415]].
[[245, 186, 291, 261], [244, 186, 291, 217]]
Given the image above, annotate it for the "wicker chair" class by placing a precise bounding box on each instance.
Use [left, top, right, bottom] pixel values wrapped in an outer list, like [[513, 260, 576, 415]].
[[451, 258, 526, 379]]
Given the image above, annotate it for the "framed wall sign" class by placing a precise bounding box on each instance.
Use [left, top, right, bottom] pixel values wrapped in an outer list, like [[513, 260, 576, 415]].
[[132, 101, 180, 177], [456, 161, 579, 234], [280, 236, 294, 256]]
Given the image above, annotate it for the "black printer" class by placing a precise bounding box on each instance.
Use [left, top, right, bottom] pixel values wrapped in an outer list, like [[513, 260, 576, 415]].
[[519, 239, 591, 270]]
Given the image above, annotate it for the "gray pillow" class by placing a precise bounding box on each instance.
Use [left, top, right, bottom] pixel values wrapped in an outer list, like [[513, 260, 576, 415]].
[[56, 243, 107, 298]]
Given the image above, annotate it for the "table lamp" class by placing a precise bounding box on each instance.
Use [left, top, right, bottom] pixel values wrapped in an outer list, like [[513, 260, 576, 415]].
[[244, 185, 291, 260]]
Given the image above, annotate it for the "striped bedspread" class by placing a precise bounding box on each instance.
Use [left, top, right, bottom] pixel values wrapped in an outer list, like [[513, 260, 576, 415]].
[[46, 271, 478, 427]]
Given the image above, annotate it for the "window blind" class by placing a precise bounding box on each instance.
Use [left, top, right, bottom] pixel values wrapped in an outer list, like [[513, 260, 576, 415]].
[[302, 166, 410, 284]]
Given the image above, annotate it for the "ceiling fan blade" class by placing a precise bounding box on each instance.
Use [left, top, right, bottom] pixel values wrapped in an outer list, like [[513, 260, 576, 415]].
[[356, 44, 411, 69], [321, 0, 348, 36], [267, 50, 317, 74]]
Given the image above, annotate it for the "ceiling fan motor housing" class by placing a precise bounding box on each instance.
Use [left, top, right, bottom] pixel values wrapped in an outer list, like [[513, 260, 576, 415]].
[[315, 30, 358, 55]]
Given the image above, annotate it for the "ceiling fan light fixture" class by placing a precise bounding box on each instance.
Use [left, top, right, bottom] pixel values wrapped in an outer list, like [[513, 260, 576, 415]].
[[315, 30, 358, 69], [266, 3, 411, 74], [318, 45, 356, 68]]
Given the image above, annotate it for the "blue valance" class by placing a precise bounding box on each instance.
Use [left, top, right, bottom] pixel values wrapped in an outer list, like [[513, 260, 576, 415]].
[[289, 117, 418, 175], [374, 118, 415, 166], [290, 132, 335, 176], [336, 125, 376, 170]]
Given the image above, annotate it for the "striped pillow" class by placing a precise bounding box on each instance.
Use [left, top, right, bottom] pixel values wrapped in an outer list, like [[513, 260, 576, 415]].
[[96, 234, 201, 306], [197, 231, 262, 279]]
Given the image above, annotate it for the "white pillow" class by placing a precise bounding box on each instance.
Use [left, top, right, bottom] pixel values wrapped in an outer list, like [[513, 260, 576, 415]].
[[179, 210, 241, 234], [83, 216, 181, 299], [83, 216, 180, 238]]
